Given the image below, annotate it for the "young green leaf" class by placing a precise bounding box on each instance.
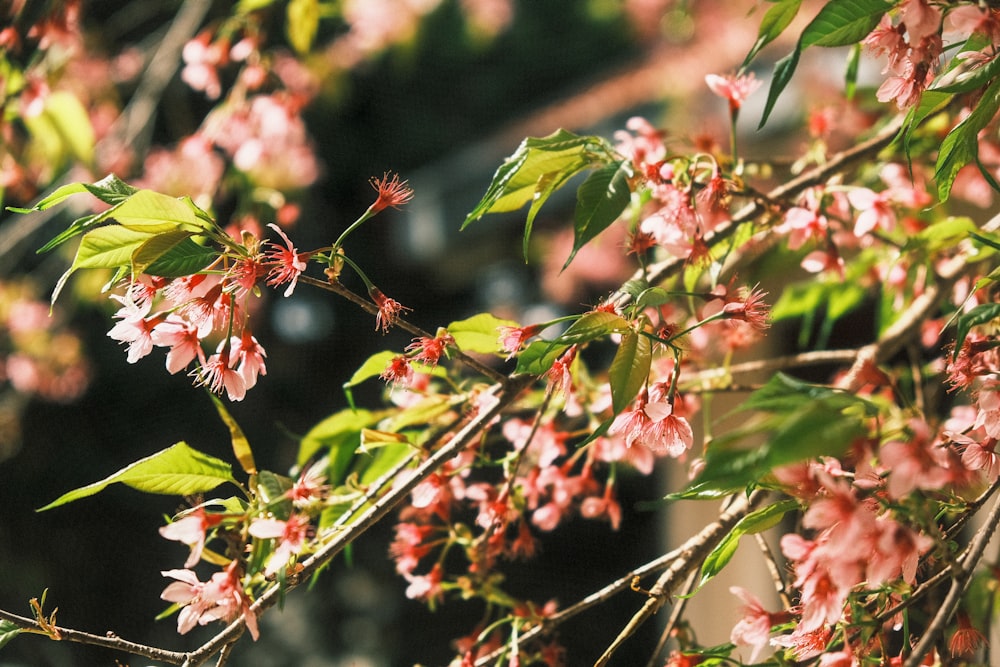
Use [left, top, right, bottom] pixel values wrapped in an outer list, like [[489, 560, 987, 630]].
[[565, 159, 632, 269], [141, 235, 217, 277], [743, 0, 803, 68], [38, 442, 236, 511], [698, 499, 798, 587], [286, 0, 319, 53], [0, 620, 21, 650], [936, 76, 1000, 202], [953, 303, 1000, 361], [297, 407, 375, 474], [759, 46, 801, 129], [799, 0, 891, 48], [110, 190, 214, 233], [609, 330, 652, 414], [448, 313, 519, 355]]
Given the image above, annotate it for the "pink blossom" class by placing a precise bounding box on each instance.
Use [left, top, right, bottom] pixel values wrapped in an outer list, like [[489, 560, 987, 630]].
[[159, 507, 223, 568], [160, 562, 259, 640], [497, 323, 543, 359], [264, 224, 309, 297], [404, 563, 444, 605], [730, 586, 788, 663], [368, 172, 414, 212], [389, 522, 434, 575], [151, 316, 203, 374], [194, 349, 246, 401], [286, 461, 330, 507], [705, 72, 761, 113], [847, 187, 896, 237], [107, 294, 158, 363], [369, 287, 411, 333], [579, 485, 621, 530], [248, 513, 312, 577], [230, 330, 267, 389], [777, 206, 828, 250]]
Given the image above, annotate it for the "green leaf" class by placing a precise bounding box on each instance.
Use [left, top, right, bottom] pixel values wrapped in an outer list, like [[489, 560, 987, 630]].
[[358, 442, 414, 485], [73, 225, 152, 270], [0, 619, 21, 650], [565, 159, 632, 269], [799, 0, 891, 48], [608, 330, 652, 413], [932, 43, 1000, 94], [682, 374, 873, 495], [759, 46, 801, 129], [38, 442, 236, 511], [448, 313, 519, 355], [286, 0, 319, 53], [40, 90, 96, 165], [936, 76, 1000, 202], [515, 339, 570, 375], [10, 174, 136, 214], [698, 499, 798, 587], [256, 470, 293, 520], [557, 310, 630, 344], [110, 190, 213, 233], [953, 303, 1000, 360], [462, 129, 617, 258], [298, 408, 375, 477], [143, 236, 217, 277], [743, 0, 802, 68], [209, 393, 256, 475]]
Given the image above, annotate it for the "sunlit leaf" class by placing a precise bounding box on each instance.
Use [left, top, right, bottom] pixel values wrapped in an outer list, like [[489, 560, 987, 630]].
[[697, 499, 798, 587], [287, 0, 319, 54], [209, 393, 256, 475], [609, 330, 652, 414], [111, 190, 213, 233], [38, 442, 236, 511], [448, 313, 519, 355], [800, 0, 891, 48], [936, 76, 1000, 202], [298, 408, 376, 477], [743, 0, 802, 68]]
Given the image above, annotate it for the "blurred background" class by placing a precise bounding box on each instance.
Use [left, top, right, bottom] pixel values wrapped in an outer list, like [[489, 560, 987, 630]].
[[0, 1, 857, 665]]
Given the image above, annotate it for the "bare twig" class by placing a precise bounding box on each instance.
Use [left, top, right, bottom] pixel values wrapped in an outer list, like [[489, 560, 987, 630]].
[[643, 569, 699, 667], [593, 490, 767, 667], [0, 607, 188, 665]]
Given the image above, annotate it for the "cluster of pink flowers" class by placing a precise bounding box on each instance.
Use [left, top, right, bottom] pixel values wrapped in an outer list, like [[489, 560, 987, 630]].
[[865, 0, 942, 109]]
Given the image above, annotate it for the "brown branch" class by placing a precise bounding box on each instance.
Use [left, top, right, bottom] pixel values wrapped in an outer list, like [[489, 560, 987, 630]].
[[0, 607, 188, 665], [183, 376, 534, 666], [904, 484, 1000, 667], [592, 490, 767, 666]]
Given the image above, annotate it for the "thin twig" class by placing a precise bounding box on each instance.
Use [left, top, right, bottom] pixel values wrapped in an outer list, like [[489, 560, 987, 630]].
[[753, 532, 792, 610], [184, 376, 534, 666], [0, 607, 188, 665], [593, 490, 767, 667], [904, 485, 1000, 667], [644, 569, 699, 667], [298, 275, 509, 385]]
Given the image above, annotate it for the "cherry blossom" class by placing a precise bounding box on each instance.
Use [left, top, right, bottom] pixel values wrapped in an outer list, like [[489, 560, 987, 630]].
[[264, 223, 309, 297]]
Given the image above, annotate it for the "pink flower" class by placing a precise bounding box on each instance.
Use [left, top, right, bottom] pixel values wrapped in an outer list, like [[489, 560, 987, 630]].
[[580, 485, 621, 530], [777, 206, 829, 250], [404, 563, 444, 605], [847, 187, 896, 237], [497, 323, 543, 359], [151, 316, 203, 374], [730, 586, 788, 663], [722, 284, 771, 332], [705, 72, 761, 113], [369, 287, 411, 332], [248, 513, 312, 577], [264, 224, 309, 296], [405, 331, 454, 366], [230, 330, 267, 389], [159, 507, 223, 568], [107, 295, 157, 363], [194, 348, 246, 401], [609, 391, 694, 457], [160, 562, 259, 640], [286, 461, 330, 507], [380, 354, 414, 386], [368, 172, 414, 212]]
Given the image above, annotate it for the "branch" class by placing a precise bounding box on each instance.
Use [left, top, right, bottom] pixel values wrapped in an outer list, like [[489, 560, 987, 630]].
[[0, 607, 188, 665], [904, 483, 1000, 667], [184, 375, 535, 666], [609, 115, 905, 310], [593, 490, 767, 666]]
